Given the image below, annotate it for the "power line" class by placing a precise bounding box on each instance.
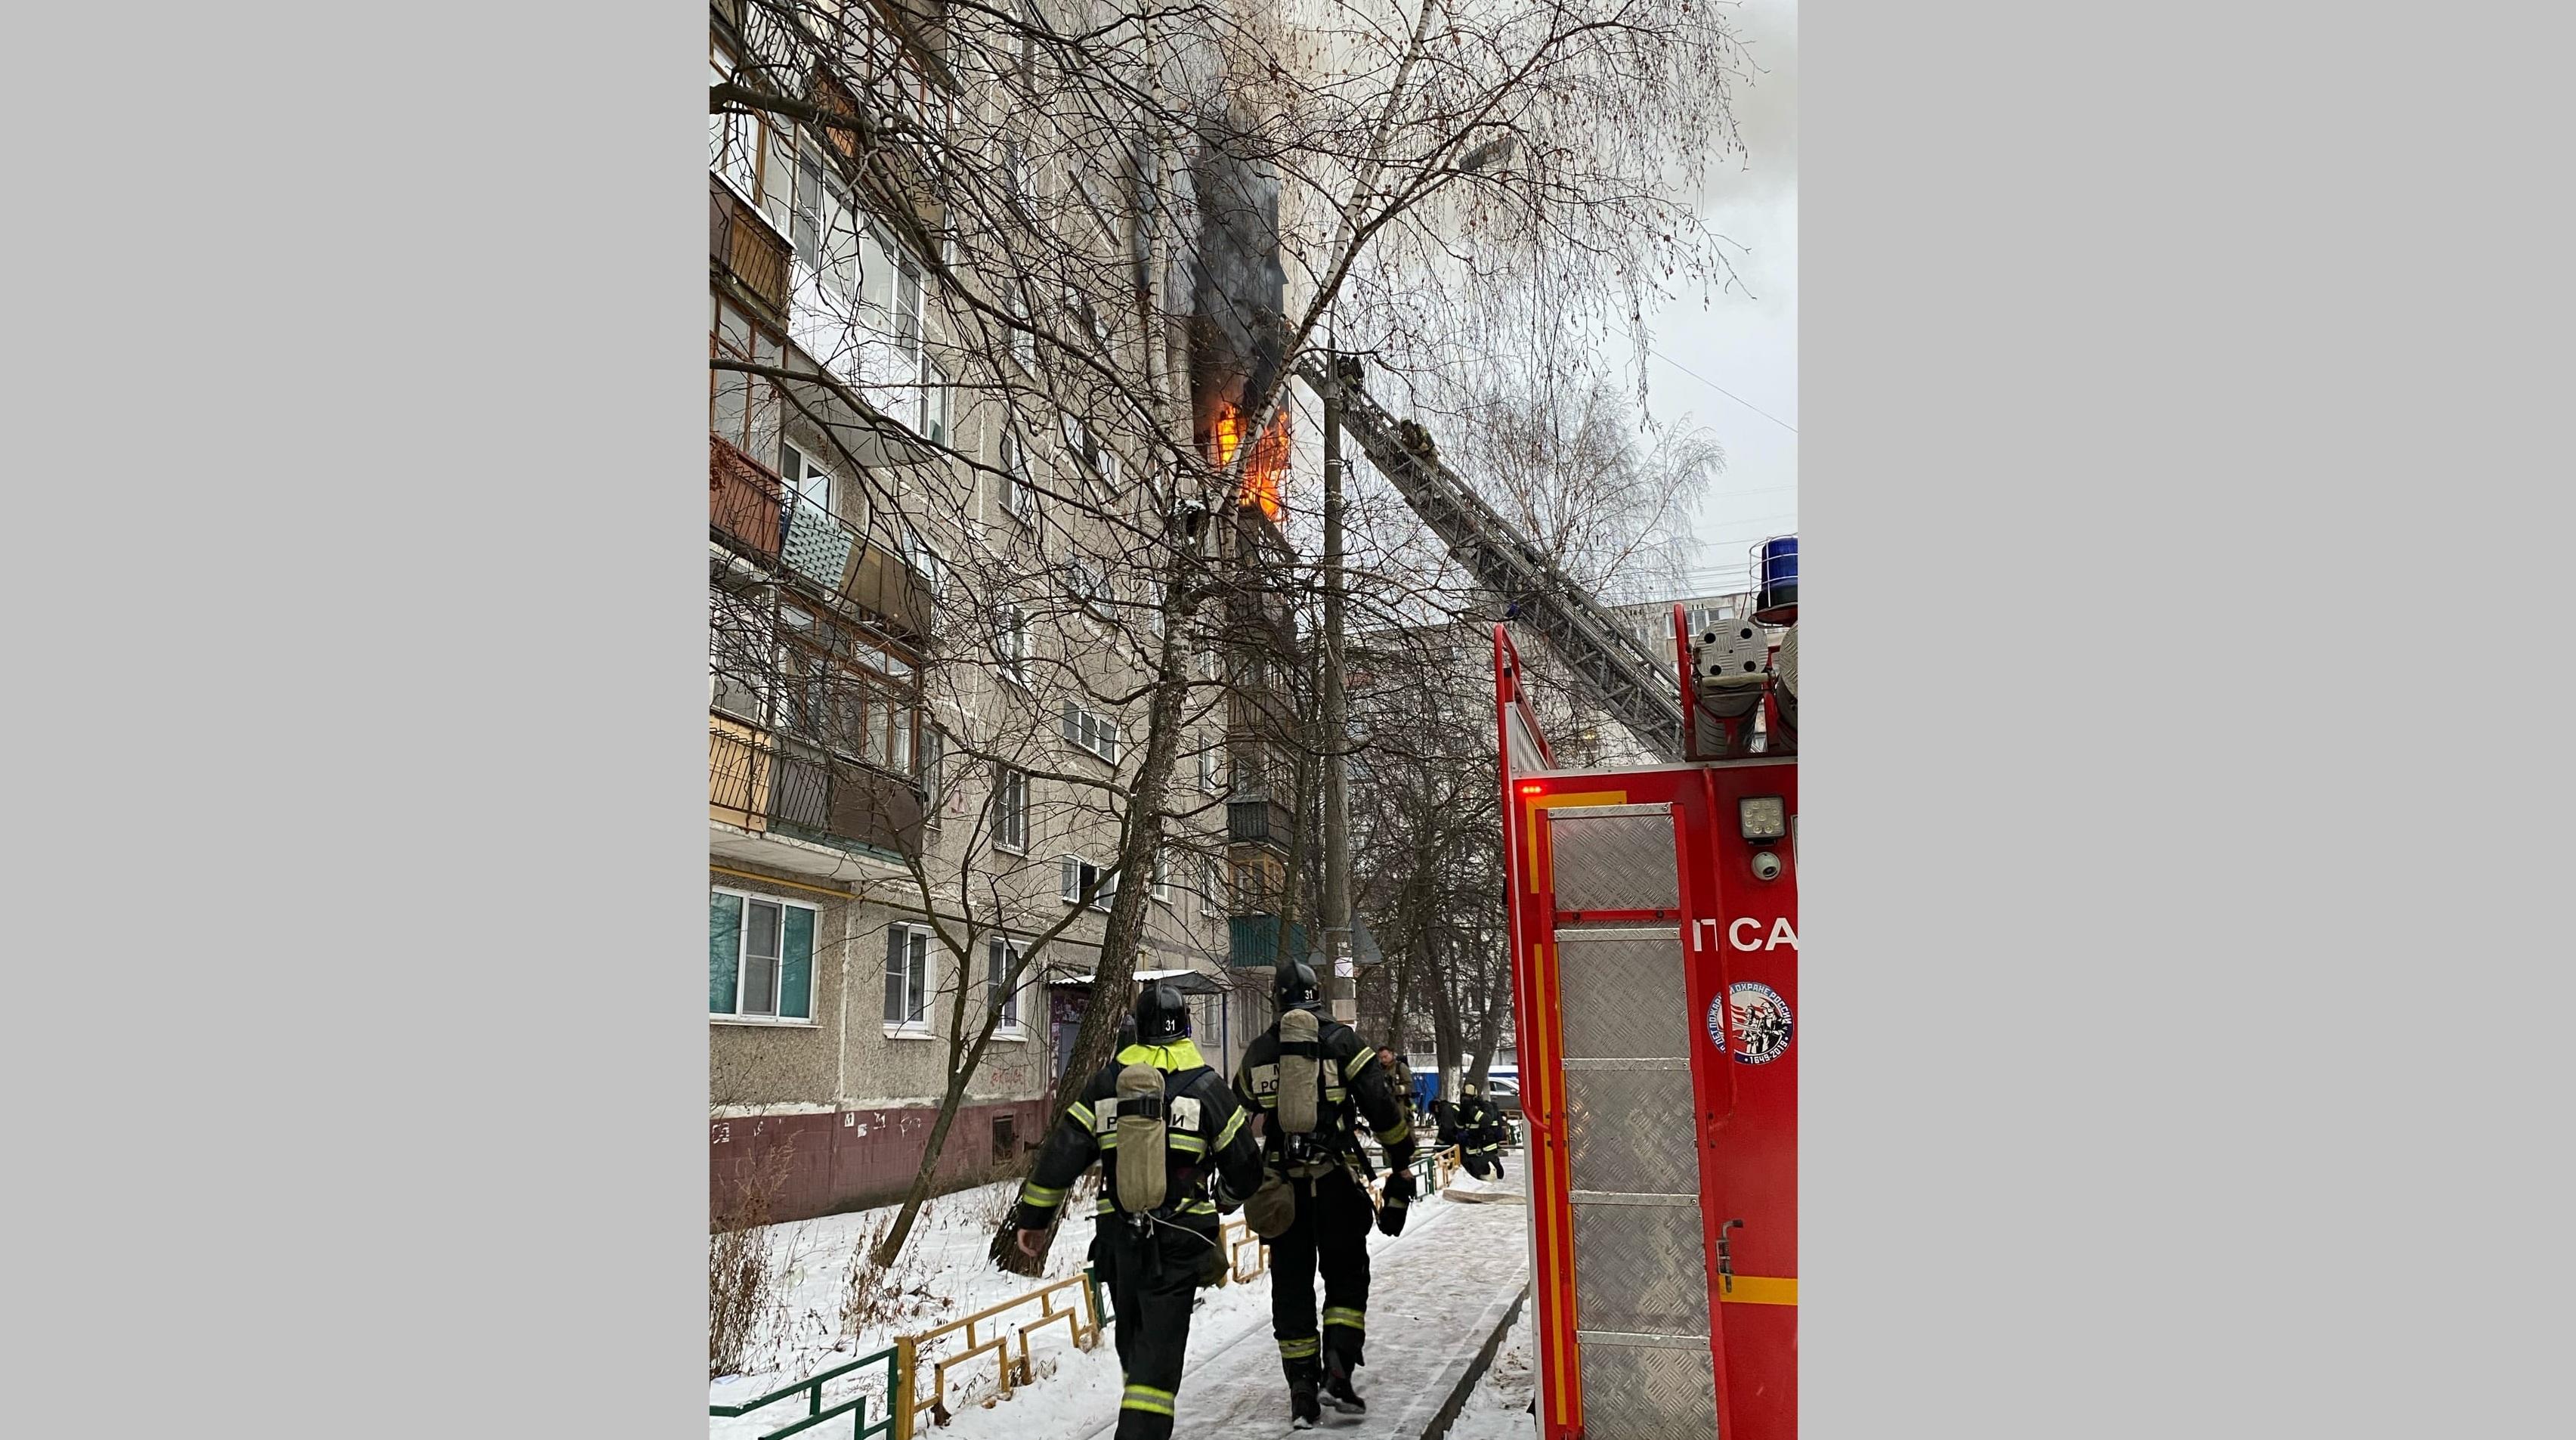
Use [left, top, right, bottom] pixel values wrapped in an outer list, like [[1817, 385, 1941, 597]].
[[1648, 348, 1798, 436]]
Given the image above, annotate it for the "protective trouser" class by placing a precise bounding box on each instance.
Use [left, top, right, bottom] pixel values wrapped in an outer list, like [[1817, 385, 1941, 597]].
[[1268, 1166, 1376, 1382], [1095, 1219, 1214, 1440]]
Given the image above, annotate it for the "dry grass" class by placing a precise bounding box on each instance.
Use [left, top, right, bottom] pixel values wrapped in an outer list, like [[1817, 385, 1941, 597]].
[[838, 1207, 945, 1341], [709, 1127, 804, 1380]]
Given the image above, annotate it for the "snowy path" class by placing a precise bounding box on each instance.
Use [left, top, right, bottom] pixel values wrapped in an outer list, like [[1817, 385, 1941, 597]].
[[1072, 1174, 1530, 1440], [710, 1172, 1530, 1440]]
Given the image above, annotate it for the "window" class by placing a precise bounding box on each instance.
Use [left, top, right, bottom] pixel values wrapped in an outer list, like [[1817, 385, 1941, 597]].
[[1152, 848, 1170, 904], [1060, 856, 1116, 911], [1198, 748, 1223, 794], [711, 890, 815, 1022], [918, 356, 950, 446], [987, 936, 1023, 1032], [710, 584, 774, 723], [710, 297, 782, 465], [1203, 857, 1229, 908], [710, 42, 796, 236], [997, 606, 1032, 686], [1062, 701, 1120, 763], [883, 924, 932, 1031], [780, 441, 833, 517], [1066, 559, 1108, 614], [1007, 286, 1035, 369], [998, 430, 1037, 522], [916, 725, 945, 828], [898, 522, 948, 598], [1006, 139, 1038, 214], [991, 766, 1029, 853]]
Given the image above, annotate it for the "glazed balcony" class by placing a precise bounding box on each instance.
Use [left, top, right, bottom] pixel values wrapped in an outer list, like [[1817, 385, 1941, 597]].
[[710, 435, 935, 643], [1226, 794, 1296, 851], [710, 717, 925, 864]]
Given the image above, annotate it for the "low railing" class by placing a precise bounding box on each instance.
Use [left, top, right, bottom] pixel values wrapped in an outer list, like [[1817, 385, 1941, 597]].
[[893, 1271, 1099, 1433], [710, 1346, 898, 1440]]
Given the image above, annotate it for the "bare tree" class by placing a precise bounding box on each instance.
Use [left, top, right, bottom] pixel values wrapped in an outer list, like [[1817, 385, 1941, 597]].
[[707, 0, 1760, 1262]]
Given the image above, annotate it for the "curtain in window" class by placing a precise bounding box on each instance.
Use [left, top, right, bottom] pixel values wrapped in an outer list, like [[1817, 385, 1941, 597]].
[[710, 892, 744, 1013], [781, 906, 814, 1019]]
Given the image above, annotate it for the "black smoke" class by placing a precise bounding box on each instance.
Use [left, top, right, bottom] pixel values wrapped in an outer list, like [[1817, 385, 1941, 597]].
[[1182, 110, 1285, 452]]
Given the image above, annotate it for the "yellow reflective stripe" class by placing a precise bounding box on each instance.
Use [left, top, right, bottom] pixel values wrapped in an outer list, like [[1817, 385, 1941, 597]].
[[1215, 1106, 1246, 1150], [1068, 1101, 1095, 1129], [1322, 1306, 1366, 1331], [1121, 1383, 1177, 1416], [1169, 1134, 1208, 1154], [1381, 1116, 1411, 1144], [1020, 1181, 1066, 1205], [1180, 1198, 1217, 1215], [1279, 1336, 1319, 1358], [1344, 1051, 1375, 1079], [1096, 1197, 1116, 1215]]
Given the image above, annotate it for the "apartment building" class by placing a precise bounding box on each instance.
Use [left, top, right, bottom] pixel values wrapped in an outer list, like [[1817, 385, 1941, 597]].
[[707, 0, 1254, 1222]]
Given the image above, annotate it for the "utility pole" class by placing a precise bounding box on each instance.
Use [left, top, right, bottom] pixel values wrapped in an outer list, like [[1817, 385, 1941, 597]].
[[1321, 346, 1356, 1026]]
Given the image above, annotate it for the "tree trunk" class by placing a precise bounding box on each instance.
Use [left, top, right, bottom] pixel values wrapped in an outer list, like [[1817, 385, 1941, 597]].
[[1053, 552, 1200, 1126]]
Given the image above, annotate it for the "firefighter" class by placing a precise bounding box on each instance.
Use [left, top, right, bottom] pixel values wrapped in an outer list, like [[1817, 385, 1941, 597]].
[[1458, 1081, 1506, 1180], [1375, 1047, 1413, 1123], [1235, 962, 1418, 1427], [1013, 984, 1263, 1440]]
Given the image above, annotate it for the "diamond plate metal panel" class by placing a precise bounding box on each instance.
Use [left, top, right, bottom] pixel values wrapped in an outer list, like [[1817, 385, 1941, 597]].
[[1566, 1070, 1702, 1196], [782, 498, 855, 587], [1548, 807, 1680, 912], [1572, 1200, 1713, 1337], [1577, 1341, 1718, 1440], [1556, 931, 1692, 1058]]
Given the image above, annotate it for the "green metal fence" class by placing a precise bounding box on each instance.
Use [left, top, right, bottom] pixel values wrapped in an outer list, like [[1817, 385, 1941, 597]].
[[709, 1346, 898, 1440]]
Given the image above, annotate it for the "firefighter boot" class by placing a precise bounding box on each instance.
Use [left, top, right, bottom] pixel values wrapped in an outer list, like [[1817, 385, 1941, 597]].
[[1289, 1378, 1322, 1430], [1322, 1352, 1367, 1415]]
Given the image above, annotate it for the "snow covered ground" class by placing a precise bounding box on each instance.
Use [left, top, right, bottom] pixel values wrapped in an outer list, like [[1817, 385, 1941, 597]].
[[712, 1172, 1530, 1440], [1443, 1308, 1536, 1440]]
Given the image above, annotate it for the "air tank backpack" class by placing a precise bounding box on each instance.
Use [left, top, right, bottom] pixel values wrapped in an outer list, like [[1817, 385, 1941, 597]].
[[1273, 1010, 1340, 1177], [1112, 1061, 1170, 1215]]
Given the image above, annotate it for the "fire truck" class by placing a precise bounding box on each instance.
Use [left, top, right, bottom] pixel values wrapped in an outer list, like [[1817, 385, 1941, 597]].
[[1310, 358, 1798, 1440]]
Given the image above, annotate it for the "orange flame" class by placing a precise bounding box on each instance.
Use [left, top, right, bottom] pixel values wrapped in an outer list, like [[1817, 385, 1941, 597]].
[[1211, 401, 1288, 522]]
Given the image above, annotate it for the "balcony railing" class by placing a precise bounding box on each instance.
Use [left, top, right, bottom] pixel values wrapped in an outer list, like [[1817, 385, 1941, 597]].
[[1226, 794, 1296, 850], [710, 718, 924, 860], [711, 175, 791, 318], [710, 435, 784, 562], [710, 436, 934, 642], [1227, 914, 1312, 971]]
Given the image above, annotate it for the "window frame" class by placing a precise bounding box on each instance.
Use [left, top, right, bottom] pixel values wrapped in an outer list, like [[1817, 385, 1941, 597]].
[[986, 935, 1026, 1037], [1059, 855, 1116, 912], [1062, 701, 1121, 763], [991, 766, 1031, 854], [710, 885, 819, 1026], [883, 922, 937, 1037]]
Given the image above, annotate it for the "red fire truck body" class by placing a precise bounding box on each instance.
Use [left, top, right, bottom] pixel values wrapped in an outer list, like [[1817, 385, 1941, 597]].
[[1495, 609, 1798, 1440]]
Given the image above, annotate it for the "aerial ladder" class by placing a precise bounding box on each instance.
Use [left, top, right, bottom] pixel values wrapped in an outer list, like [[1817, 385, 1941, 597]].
[[1294, 357, 1795, 763], [1297, 357, 1800, 1440]]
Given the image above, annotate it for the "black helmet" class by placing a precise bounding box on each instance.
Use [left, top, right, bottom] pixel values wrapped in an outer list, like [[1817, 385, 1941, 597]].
[[1134, 983, 1191, 1044], [1276, 961, 1322, 1014]]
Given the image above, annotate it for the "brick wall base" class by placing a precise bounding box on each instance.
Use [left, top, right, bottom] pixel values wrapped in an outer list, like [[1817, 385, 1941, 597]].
[[710, 1098, 1053, 1226]]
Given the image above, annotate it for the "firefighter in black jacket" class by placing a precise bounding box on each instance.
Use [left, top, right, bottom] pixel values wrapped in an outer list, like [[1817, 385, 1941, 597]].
[[1234, 962, 1418, 1427], [1458, 1082, 1506, 1179], [1013, 984, 1263, 1440]]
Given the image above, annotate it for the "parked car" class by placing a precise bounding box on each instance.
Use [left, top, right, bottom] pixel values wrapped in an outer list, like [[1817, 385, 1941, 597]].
[[1486, 1077, 1521, 1117]]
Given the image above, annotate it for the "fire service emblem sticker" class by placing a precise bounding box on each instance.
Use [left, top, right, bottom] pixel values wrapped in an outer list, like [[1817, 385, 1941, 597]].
[[1711, 981, 1793, 1066]]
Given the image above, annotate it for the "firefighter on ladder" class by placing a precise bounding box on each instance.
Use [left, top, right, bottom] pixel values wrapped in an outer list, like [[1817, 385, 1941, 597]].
[[1013, 984, 1263, 1440], [1235, 961, 1418, 1427]]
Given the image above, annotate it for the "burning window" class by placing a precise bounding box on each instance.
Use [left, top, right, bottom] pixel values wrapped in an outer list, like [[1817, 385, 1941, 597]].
[[1209, 401, 1289, 522]]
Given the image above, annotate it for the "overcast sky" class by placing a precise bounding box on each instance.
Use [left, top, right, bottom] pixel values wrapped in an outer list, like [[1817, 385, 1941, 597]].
[[1619, 0, 1797, 600]]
